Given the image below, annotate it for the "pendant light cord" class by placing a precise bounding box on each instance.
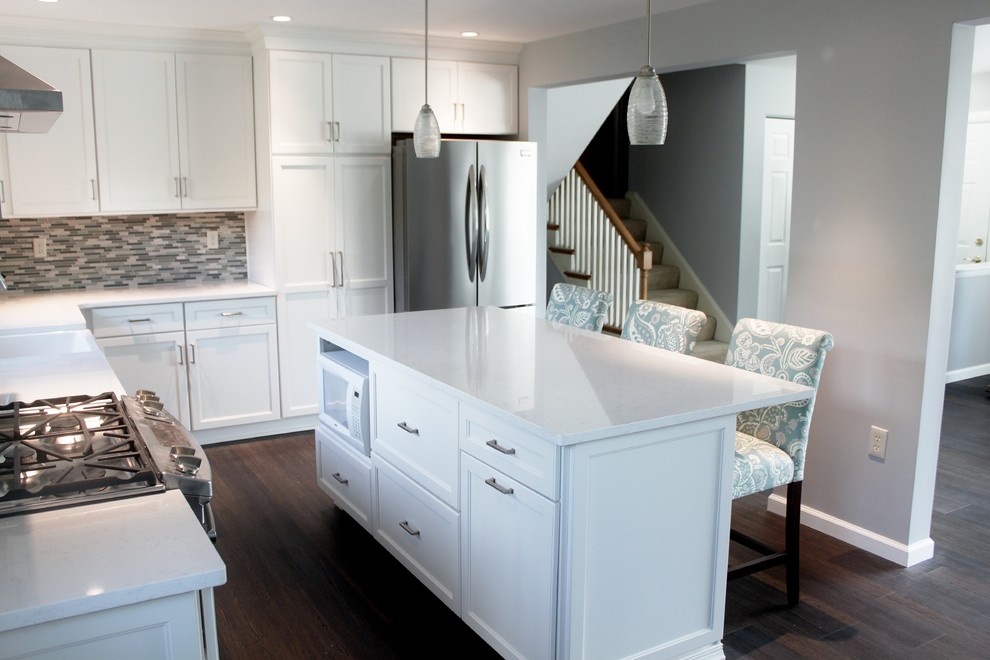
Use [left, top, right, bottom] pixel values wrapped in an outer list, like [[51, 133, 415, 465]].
[[424, 0, 429, 106], [647, 0, 652, 66]]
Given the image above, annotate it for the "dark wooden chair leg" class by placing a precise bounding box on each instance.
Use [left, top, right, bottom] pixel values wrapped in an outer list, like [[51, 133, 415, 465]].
[[784, 480, 803, 606]]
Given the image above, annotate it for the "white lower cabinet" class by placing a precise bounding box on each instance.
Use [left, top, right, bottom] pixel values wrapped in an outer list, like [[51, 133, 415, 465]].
[[0, 590, 215, 660], [92, 297, 279, 431], [460, 453, 558, 660], [316, 426, 373, 531], [373, 455, 460, 613]]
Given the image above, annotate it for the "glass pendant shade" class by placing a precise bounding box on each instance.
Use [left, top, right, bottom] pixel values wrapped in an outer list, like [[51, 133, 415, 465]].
[[413, 103, 441, 158], [627, 64, 668, 145]]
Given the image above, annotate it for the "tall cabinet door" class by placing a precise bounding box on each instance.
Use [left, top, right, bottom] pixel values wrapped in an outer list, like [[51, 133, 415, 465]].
[[335, 156, 393, 317], [1, 46, 99, 216], [176, 53, 257, 209], [330, 55, 391, 154], [272, 156, 337, 292], [92, 49, 181, 212]]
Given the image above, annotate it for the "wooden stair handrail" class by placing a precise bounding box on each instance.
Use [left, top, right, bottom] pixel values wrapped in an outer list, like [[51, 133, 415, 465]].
[[573, 162, 652, 298]]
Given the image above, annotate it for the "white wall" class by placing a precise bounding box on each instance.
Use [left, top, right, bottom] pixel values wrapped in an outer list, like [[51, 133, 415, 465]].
[[519, 0, 990, 565]]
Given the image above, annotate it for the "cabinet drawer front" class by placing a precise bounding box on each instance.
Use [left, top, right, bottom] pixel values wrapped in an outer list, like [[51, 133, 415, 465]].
[[91, 303, 184, 338], [373, 369, 459, 508], [374, 456, 460, 614], [317, 427, 373, 531], [184, 296, 276, 330], [461, 405, 559, 500]]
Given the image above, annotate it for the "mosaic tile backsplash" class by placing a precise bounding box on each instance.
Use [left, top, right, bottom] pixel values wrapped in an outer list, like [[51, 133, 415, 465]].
[[0, 212, 248, 293]]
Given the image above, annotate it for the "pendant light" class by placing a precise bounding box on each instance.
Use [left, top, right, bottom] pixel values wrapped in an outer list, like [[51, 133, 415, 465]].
[[413, 0, 441, 158], [627, 0, 668, 145]]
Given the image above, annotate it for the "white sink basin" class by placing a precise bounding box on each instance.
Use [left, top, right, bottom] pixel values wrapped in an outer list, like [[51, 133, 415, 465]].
[[0, 330, 99, 360]]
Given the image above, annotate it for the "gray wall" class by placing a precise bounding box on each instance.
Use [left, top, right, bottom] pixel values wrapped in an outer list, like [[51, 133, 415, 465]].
[[629, 64, 746, 321], [519, 0, 990, 563]]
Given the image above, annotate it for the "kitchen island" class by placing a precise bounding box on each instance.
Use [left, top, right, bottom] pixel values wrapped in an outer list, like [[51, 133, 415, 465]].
[[310, 307, 813, 660]]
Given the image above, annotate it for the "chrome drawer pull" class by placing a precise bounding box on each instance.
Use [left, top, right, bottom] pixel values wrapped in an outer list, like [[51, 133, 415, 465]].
[[128, 318, 152, 323], [397, 422, 419, 435], [331, 472, 349, 486], [486, 439, 516, 455], [485, 477, 514, 495], [220, 311, 244, 317], [399, 520, 421, 537]]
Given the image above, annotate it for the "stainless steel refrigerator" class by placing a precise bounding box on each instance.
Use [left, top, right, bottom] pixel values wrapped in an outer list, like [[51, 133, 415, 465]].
[[392, 139, 537, 312]]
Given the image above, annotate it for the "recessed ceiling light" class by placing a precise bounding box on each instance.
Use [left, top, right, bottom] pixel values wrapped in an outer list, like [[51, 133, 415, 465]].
[[272, 15, 292, 23], [37, 0, 58, 3], [461, 31, 479, 38]]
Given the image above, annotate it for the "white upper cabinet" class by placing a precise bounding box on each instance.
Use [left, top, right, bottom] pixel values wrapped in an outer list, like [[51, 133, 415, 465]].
[[92, 50, 256, 213], [268, 51, 391, 155], [391, 58, 517, 135], [1, 45, 100, 217]]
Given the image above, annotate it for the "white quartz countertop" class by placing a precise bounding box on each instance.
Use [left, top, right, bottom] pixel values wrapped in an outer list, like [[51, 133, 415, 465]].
[[0, 490, 226, 633], [0, 281, 275, 336], [311, 306, 814, 445]]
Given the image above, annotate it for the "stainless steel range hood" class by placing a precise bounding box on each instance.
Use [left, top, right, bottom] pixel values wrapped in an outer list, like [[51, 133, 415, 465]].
[[0, 55, 63, 133]]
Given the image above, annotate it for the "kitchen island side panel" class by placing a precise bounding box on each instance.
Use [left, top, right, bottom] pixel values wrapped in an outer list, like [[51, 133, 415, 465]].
[[558, 416, 734, 660]]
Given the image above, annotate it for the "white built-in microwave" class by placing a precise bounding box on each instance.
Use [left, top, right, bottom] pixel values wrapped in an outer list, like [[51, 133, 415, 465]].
[[317, 350, 370, 456]]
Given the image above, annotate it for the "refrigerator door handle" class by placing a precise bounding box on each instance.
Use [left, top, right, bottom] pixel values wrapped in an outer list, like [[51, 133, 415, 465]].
[[466, 164, 478, 283], [478, 165, 490, 281]]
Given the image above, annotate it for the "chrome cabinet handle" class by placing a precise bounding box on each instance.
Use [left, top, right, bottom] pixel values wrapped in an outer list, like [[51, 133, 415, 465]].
[[333, 121, 340, 142], [177, 344, 184, 366], [0, 180, 6, 204], [397, 422, 419, 435], [90, 179, 97, 200], [336, 251, 344, 288], [220, 311, 244, 317], [331, 472, 349, 486], [174, 177, 181, 198], [181, 177, 188, 198], [325, 121, 333, 143], [486, 439, 516, 455], [485, 477, 514, 495], [128, 318, 152, 323], [399, 520, 421, 537], [188, 344, 196, 364]]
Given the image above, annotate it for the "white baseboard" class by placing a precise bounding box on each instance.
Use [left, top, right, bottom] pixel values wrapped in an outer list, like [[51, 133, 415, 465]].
[[767, 493, 935, 567], [195, 414, 317, 445], [946, 363, 990, 383]]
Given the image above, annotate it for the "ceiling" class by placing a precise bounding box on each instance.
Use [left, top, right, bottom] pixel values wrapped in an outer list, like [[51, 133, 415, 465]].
[[0, 0, 715, 44]]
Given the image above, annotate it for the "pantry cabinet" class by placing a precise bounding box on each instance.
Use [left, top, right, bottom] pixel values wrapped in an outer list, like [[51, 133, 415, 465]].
[[91, 50, 256, 212], [270, 155, 392, 418], [0, 45, 100, 217], [91, 297, 280, 431], [268, 51, 391, 155], [391, 58, 517, 135]]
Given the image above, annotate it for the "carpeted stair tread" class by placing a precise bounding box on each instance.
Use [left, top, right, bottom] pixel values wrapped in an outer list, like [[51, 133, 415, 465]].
[[608, 198, 632, 218], [622, 219, 648, 242], [648, 288, 699, 309], [648, 264, 680, 290], [697, 315, 717, 342]]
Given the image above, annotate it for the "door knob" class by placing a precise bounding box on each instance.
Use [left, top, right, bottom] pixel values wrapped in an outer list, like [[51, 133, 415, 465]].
[[976, 238, 985, 246]]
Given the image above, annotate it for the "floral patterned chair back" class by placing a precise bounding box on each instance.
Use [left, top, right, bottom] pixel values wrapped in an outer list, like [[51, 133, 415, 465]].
[[620, 300, 706, 354], [545, 283, 614, 333], [726, 318, 834, 493]]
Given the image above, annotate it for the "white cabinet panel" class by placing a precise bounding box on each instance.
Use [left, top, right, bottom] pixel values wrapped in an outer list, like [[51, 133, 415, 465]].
[[461, 453, 557, 660], [92, 49, 181, 212], [278, 290, 337, 417], [374, 455, 460, 613], [97, 331, 190, 428], [187, 324, 281, 430], [335, 156, 393, 317], [268, 51, 390, 155], [391, 58, 516, 135], [176, 53, 257, 209], [272, 156, 336, 291], [317, 426, 374, 531], [1, 45, 99, 216]]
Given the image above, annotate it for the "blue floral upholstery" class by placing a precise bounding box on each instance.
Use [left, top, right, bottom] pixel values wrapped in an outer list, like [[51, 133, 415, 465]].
[[620, 300, 706, 354], [726, 318, 834, 499], [546, 283, 613, 333]]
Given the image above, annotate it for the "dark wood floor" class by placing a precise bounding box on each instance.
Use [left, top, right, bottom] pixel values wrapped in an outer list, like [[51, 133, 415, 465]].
[[205, 376, 990, 659]]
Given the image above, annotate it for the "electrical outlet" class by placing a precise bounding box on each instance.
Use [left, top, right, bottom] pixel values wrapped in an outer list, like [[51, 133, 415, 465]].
[[869, 425, 888, 459], [206, 230, 219, 250], [32, 236, 47, 258]]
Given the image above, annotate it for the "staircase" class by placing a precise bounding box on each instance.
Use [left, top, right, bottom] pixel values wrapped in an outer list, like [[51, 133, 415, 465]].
[[607, 197, 728, 362]]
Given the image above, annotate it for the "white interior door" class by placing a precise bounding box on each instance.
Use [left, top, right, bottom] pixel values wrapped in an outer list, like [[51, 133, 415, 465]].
[[757, 117, 795, 323], [958, 118, 990, 264]]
